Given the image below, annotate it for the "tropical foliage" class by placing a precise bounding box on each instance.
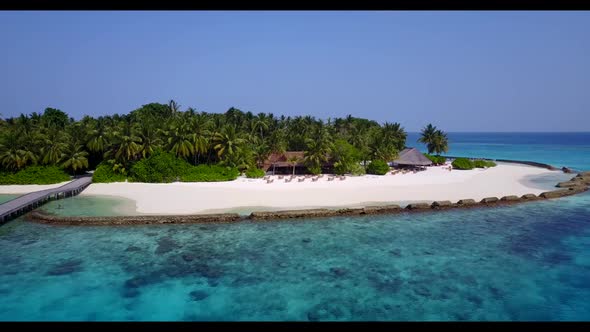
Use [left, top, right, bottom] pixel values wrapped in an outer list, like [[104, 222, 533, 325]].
[[180, 165, 240, 182], [419, 124, 449, 155], [451, 158, 475, 170], [129, 150, 192, 183], [245, 168, 266, 178], [366, 160, 390, 175], [424, 154, 447, 165], [92, 163, 128, 183], [473, 160, 497, 168], [0, 166, 70, 185], [0, 101, 450, 183]]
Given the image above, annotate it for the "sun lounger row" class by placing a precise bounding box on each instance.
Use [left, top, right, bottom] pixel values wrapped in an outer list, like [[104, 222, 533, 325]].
[[265, 175, 346, 183]]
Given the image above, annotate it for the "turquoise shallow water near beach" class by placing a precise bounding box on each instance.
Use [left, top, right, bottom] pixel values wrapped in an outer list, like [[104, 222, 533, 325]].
[[41, 195, 139, 217], [0, 132, 589, 321], [0, 194, 18, 204], [1, 193, 590, 321]]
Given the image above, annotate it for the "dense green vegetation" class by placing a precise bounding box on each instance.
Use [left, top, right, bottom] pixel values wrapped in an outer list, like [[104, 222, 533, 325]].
[[424, 154, 446, 165], [245, 168, 265, 178], [129, 150, 191, 183], [0, 166, 70, 185], [0, 101, 449, 183], [180, 165, 239, 182], [474, 160, 497, 168], [451, 158, 497, 170], [92, 163, 128, 183], [452, 158, 475, 170], [366, 160, 390, 175]]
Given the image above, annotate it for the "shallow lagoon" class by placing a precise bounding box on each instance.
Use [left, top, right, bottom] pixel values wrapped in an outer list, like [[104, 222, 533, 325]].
[[1, 132, 590, 321], [0, 194, 18, 204], [1, 191, 589, 321]]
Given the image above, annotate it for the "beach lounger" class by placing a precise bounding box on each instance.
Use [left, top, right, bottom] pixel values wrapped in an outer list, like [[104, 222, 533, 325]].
[[298, 178, 305, 182], [266, 179, 274, 184], [312, 177, 319, 182], [328, 177, 334, 181], [278, 175, 284, 179]]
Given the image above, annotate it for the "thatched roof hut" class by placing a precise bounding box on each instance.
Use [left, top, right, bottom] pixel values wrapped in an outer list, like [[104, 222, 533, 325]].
[[262, 151, 306, 170], [392, 148, 432, 166]]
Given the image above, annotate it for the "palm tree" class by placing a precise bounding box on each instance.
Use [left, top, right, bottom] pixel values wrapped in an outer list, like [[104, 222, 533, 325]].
[[87, 121, 109, 154], [168, 99, 181, 114], [165, 123, 194, 160], [382, 122, 407, 151], [138, 124, 162, 158], [213, 125, 245, 165], [252, 113, 269, 140], [188, 114, 210, 164], [0, 129, 37, 171], [41, 138, 68, 165], [106, 120, 142, 165], [418, 123, 438, 154], [287, 154, 300, 176], [62, 144, 89, 174], [431, 130, 449, 155]]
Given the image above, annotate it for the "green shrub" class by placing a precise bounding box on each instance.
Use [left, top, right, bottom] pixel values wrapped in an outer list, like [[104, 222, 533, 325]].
[[473, 160, 497, 168], [307, 165, 321, 175], [130, 150, 191, 183], [245, 168, 266, 178], [367, 160, 390, 175], [452, 158, 475, 170], [349, 163, 366, 176], [180, 164, 239, 182], [92, 163, 128, 183], [424, 154, 446, 165], [0, 166, 71, 185]]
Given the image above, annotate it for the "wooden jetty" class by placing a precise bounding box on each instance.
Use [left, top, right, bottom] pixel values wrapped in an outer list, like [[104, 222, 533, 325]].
[[0, 176, 92, 224]]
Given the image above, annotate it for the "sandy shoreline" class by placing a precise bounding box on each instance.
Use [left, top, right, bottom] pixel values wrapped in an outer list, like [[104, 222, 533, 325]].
[[0, 163, 571, 215], [73, 162, 568, 215]]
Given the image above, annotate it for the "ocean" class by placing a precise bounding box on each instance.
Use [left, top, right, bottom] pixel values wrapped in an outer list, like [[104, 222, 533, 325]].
[[0, 132, 589, 321]]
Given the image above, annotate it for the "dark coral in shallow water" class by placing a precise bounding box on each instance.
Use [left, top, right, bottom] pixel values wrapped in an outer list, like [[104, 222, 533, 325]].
[[46, 259, 83, 276]]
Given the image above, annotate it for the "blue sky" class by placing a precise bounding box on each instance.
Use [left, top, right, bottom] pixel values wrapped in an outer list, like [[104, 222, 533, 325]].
[[0, 11, 588, 131]]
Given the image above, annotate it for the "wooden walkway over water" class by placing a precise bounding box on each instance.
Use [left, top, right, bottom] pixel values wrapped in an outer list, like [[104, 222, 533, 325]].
[[0, 176, 92, 224]]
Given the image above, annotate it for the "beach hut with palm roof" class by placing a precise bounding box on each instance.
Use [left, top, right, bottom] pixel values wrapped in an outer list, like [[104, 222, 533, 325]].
[[391, 148, 433, 168]]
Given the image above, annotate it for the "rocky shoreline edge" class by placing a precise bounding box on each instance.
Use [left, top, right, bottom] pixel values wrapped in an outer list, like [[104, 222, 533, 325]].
[[24, 171, 590, 226]]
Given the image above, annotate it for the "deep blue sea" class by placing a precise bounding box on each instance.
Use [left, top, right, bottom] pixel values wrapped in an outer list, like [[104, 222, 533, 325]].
[[1, 132, 590, 321]]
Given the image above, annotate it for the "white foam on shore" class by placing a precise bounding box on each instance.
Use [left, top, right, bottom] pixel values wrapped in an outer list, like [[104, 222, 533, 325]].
[[77, 163, 564, 215]]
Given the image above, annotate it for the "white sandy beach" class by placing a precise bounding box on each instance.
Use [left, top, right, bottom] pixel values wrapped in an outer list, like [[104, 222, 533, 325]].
[[74, 163, 565, 214], [0, 181, 71, 194]]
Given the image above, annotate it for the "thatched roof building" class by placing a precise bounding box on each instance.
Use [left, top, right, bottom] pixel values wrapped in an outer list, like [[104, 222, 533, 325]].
[[392, 148, 433, 166], [262, 151, 334, 174], [262, 151, 306, 170]]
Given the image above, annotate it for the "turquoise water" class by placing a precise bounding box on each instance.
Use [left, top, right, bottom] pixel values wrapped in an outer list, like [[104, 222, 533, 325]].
[[407, 132, 590, 171], [1, 193, 590, 321], [41, 195, 139, 217], [0, 132, 589, 321], [0, 194, 19, 204]]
